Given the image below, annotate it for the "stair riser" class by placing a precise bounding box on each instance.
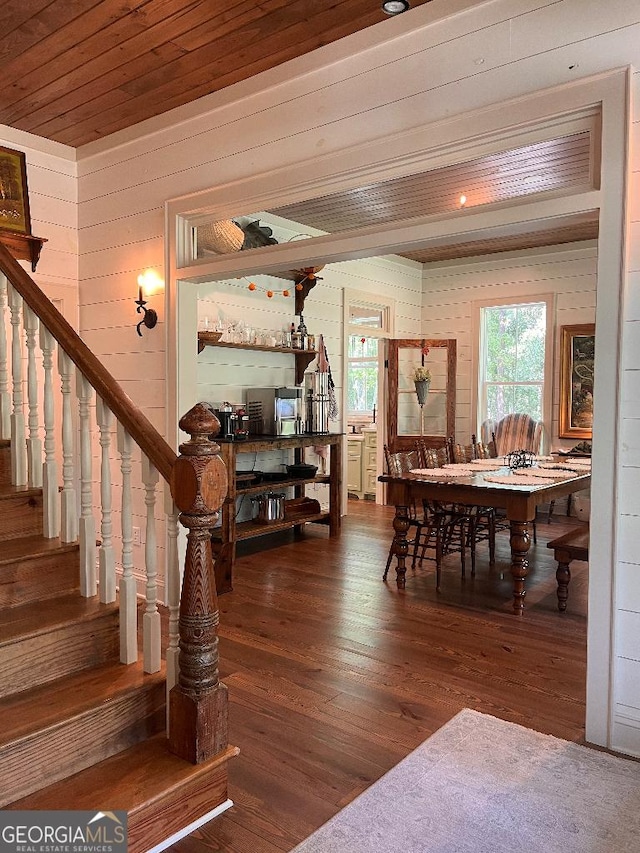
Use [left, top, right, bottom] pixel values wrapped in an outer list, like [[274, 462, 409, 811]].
[[129, 761, 230, 853], [0, 611, 119, 699], [0, 492, 43, 540], [0, 445, 9, 485], [0, 551, 79, 609], [0, 683, 165, 807]]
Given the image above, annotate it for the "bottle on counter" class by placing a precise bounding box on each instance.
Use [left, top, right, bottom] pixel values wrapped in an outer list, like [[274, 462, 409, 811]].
[[297, 314, 308, 350]]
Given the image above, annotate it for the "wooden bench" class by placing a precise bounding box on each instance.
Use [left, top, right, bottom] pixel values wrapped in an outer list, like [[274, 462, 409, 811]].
[[546, 526, 589, 612]]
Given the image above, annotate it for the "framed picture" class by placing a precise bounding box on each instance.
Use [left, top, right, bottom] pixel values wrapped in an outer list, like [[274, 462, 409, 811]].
[[0, 146, 31, 235], [559, 323, 595, 439]]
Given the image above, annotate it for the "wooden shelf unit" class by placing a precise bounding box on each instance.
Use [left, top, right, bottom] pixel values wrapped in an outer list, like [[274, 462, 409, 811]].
[[212, 433, 342, 593], [197, 333, 317, 385]]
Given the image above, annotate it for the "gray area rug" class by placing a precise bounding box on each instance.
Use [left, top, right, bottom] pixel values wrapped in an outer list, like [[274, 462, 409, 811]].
[[291, 708, 640, 852]]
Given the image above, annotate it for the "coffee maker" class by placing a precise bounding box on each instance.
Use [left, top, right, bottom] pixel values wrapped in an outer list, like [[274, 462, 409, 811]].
[[245, 388, 305, 435], [214, 403, 237, 440], [304, 372, 330, 434]]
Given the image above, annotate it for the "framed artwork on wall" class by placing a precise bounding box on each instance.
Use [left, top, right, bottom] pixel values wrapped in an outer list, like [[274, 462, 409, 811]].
[[559, 323, 595, 439], [0, 146, 32, 236]]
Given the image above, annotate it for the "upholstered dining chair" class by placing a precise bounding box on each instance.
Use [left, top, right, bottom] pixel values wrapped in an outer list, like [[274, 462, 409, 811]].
[[481, 413, 544, 456], [475, 418, 540, 544]]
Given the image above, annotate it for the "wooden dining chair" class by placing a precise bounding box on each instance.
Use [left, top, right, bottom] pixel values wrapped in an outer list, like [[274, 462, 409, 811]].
[[448, 436, 496, 574], [410, 440, 471, 589], [472, 432, 538, 544], [382, 445, 425, 578]]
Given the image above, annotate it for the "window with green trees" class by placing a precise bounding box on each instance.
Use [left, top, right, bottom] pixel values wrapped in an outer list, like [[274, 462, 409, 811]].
[[479, 301, 547, 424], [347, 335, 379, 413]]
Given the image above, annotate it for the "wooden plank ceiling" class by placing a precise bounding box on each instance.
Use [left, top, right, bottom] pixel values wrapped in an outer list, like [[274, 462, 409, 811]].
[[268, 131, 600, 262], [0, 0, 435, 148]]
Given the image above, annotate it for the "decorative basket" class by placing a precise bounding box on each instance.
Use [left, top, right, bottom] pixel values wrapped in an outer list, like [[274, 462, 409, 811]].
[[198, 219, 244, 254]]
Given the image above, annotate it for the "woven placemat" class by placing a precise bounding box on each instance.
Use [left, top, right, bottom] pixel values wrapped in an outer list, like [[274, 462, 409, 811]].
[[410, 468, 471, 478], [513, 468, 574, 480], [483, 473, 543, 486], [469, 458, 505, 467], [443, 464, 481, 474], [539, 462, 589, 472]]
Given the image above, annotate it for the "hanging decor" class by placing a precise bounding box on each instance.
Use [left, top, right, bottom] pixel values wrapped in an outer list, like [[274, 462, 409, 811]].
[[243, 277, 291, 299], [413, 342, 431, 436]]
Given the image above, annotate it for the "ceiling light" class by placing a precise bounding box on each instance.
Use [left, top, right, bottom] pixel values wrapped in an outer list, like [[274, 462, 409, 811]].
[[382, 0, 410, 15]]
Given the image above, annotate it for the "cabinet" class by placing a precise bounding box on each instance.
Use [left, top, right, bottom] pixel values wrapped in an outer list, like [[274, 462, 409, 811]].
[[347, 437, 363, 494], [363, 430, 378, 496], [347, 430, 377, 499], [198, 332, 317, 385], [212, 433, 342, 593]]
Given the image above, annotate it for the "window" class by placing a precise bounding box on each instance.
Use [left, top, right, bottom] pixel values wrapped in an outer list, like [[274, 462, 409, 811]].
[[345, 299, 390, 419], [478, 300, 548, 426], [347, 335, 379, 413]]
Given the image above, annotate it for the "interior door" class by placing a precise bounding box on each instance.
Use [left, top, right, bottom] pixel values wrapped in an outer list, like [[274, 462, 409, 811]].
[[386, 338, 456, 454]]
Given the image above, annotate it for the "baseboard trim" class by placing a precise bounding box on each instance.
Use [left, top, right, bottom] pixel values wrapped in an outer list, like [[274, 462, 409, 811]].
[[143, 798, 234, 853]]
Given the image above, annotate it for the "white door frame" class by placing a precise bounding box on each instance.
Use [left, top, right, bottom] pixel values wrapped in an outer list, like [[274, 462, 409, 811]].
[[165, 68, 630, 751]]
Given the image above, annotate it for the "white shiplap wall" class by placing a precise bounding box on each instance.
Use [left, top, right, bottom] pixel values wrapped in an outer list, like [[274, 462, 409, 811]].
[[611, 71, 640, 757], [0, 128, 78, 313], [196, 255, 422, 506], [420, 244, 598, 445], [70, 0, 640, 754]]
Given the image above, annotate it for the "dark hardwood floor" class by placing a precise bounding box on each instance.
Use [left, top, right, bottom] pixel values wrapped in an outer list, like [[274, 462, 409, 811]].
[[171, 501, 588, 853]]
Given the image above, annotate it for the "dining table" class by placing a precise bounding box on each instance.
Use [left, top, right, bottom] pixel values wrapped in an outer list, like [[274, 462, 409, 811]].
[[379, 460, 591, 614]]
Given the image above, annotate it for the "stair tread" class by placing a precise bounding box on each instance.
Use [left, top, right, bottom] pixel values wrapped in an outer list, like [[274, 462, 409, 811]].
[[8, 733, 239, 813], [0, 483, 41, 500], [0, 660, 165, 748], [0, 534, 78, 565], [0, 593, 118, 645]]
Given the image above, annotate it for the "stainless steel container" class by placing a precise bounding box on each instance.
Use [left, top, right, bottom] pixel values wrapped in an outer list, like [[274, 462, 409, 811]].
[[252, 492, 285, 523], [305, 371, 330, 434]]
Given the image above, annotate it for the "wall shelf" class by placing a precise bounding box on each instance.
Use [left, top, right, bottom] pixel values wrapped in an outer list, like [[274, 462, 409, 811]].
[[197, 333, 318, 384], [0, 231, 47, 271], [235, 474, 330, 496], [211, 433, 342, 593]]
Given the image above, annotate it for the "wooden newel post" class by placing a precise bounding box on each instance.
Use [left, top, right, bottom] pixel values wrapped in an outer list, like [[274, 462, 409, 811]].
[[168, 403, 229, 763]]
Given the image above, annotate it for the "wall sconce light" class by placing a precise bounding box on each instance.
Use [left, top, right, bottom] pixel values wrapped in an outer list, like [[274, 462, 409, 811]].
[[136, 269, 161, 336], [382, 0, 410, 14]]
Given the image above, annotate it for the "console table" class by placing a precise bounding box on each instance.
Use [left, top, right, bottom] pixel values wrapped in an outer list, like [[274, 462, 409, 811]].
[[212, 433, 342, 593]]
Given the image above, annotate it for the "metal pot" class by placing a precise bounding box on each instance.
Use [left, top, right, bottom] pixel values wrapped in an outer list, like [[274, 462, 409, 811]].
[[251, 492, 285, 523]]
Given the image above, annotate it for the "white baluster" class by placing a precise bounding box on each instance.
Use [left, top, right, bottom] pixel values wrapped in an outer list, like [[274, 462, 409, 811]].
[[96, 396, 115, 604], [8, 283, 26, 486], [24, 305, 42, 488], [40, 326, 59, 538], [77, 373, 96, 597], [142, 454, 161, 674], [165, 482, 181, 725], [58, 349, 77, 543], [118, 424, 137, 664], [0, 273, 10, 439]]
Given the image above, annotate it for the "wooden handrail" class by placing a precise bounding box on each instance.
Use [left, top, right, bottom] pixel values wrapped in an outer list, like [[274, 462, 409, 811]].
[[0, 242, 176, 482]]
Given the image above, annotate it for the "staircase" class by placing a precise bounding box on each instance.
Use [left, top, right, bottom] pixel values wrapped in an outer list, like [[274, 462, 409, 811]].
[[0, 243, 237, 851], [0, 438, 236, 851]]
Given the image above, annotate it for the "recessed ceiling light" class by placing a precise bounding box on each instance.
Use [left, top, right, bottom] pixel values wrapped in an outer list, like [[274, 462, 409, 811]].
[[382, 0, 410, 15]]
